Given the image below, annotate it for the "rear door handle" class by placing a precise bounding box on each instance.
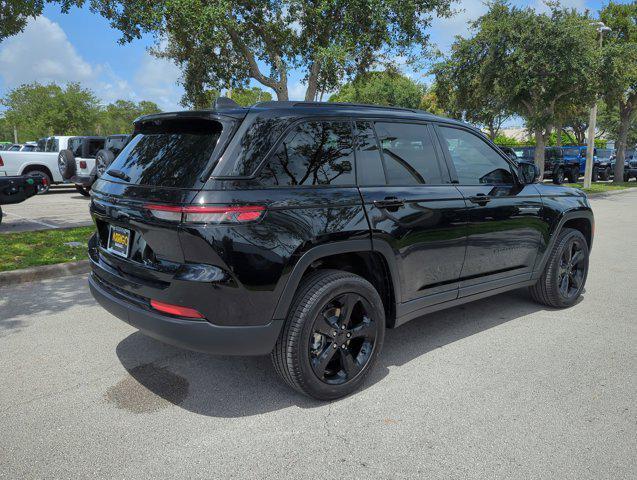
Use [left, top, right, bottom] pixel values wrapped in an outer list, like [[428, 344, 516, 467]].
[[469, 194, 491, 205], [373, 197, 405, 209]]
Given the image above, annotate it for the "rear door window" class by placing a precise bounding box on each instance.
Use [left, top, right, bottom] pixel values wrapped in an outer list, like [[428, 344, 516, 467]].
[[374, 122, 445, 185], [257, 120, 355, 186], [354, 121, 386, 186], [105, 118, 223, 188]]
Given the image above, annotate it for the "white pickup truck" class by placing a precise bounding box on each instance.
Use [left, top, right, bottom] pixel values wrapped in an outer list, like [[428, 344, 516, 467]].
[[0, 136, 73, 193], [0, 136, 107, 194]]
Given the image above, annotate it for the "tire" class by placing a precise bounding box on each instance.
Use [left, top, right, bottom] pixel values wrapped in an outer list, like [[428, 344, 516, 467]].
[[95, 149, 115, 178], [569, 166, 580, 183], [0, 205, 3, 225], [75, 185, 90, 197], [552, 168, 564, 184], [600, 167, 611, 181], [26, 169, 51, 194], [529, 228, 589, 308], [623, 172, 630, 182], [58, 149, 76, 180], [272, 269, 385, 400], [591, 168, 598, 182]]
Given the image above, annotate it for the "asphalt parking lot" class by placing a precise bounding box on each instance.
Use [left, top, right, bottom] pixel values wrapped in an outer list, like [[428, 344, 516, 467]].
[[0, 191, 635, 479], [0, 187, 92, 233]]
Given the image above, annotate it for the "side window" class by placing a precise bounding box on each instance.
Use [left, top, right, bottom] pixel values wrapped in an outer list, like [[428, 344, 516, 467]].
[[354, 121, 385, 185], [68, 139, 82, 157], [257, 121, 355, 186], [374, 122, 445, 185], [87, 140, 104, 158], [438, 127, 514, 185]]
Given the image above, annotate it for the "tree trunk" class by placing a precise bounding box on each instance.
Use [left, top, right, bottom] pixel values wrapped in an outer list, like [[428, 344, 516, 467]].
[[534, 129, 546, 175], [304, 61, 320, 102], [488, 121, 496, 141], [613, 107, 631, 183], [556, 124, 562, 147]]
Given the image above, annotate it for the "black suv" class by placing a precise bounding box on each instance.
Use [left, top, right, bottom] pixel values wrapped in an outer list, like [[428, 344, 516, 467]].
[[88, 100, 594, 400]]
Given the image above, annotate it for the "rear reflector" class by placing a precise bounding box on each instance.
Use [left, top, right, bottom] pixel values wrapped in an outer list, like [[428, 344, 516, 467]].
[[79, 161, 87, 169], [150, 299, 204, 319], [145, 204, 266, 224]]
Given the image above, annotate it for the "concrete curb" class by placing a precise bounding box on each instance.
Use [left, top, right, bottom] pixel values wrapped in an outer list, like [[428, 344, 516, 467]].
[[0, 260, 90, 287], [587, 188, 636, 199]]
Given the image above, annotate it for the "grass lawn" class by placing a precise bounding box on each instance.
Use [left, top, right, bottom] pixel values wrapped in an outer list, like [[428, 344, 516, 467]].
[[563, 181, 637, 195], [0, 226, 94, 273]]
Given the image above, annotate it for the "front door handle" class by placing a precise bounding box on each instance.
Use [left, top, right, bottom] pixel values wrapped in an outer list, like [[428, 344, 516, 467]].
[[373, 197, 405, 210], [469, 194, 491, 206]]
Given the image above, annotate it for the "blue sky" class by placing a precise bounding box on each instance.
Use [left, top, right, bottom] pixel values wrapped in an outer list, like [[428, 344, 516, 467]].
[[0, 0, 620, 111]]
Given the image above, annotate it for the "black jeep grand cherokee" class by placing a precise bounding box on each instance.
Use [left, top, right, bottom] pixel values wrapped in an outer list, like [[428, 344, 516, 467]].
[[88, 100, 593, 400]]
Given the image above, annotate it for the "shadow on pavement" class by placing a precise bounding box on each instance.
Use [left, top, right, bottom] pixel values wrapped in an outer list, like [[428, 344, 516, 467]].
[[0, 275, 93, 335], [115, 288, 557, 417]]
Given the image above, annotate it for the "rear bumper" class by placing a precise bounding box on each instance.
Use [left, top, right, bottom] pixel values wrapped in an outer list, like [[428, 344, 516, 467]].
[[88, 273, 284, 356]]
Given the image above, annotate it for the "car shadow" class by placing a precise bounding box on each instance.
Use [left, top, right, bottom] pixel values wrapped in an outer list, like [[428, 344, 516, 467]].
[[114, 288, 565, 417]]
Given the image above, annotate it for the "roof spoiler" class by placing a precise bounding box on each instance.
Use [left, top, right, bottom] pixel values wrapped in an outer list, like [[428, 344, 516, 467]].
[[213, 97, 240, 110]]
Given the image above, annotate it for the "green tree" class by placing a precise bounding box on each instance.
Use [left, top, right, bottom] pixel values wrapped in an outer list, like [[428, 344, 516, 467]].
[[434, 2, 599, 172], [1, 82, 101, 142], [83, 0, 454, 102], [230, 87, 272, 107], [0, 1, 82, 40], [433, 45, 511, 140], [329, 70, 424, 109], [98, 100, 161, 134], [599, 1, 637, 182]]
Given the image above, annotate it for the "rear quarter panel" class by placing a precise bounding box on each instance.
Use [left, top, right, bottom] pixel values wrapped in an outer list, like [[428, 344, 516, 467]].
[[185, 184, 370, 324]]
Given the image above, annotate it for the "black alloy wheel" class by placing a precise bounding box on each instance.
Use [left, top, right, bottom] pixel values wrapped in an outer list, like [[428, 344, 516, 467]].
[[530, 228, 589, 308], [556, 236, 587, 301], [272, 270, 385, 400], [309, 293, 377, 385]]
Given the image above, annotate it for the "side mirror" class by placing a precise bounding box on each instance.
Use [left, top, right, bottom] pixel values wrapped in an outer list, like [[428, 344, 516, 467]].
[[518, 161, 541, 184]]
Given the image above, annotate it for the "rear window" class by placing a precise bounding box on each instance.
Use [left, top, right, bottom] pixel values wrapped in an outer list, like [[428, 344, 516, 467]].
[[105, 118, 222, 188]]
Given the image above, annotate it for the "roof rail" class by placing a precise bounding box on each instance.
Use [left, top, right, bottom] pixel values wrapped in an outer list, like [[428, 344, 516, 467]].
[[252, 100, 424, 114]]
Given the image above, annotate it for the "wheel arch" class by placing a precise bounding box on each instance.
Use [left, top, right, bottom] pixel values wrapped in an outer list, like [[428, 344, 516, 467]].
[[533, 210, 594, 278], [21, 163, 54, 180], [272, 240, 401, 328]]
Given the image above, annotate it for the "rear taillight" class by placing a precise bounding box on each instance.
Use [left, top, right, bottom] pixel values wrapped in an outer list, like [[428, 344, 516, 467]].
[[150, 299, 204, 319], [79, 161, 87, 169], [0, 155, 3, 167], [145, 204, 266, 223]]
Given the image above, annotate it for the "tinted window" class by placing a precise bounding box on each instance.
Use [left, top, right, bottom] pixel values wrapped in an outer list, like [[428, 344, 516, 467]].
[[563, 148, 581, 157], [257, 121, 354, 186], [375, 122, 444, 185], [68, 138, 82, 157], [355, 121, 385, 185], [215, 115, 291, 177], [439, 127, 514, 185], [105, 118, 222, 187]]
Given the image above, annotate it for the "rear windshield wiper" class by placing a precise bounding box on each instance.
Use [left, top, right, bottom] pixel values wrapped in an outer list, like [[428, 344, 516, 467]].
[[106, 169, 131, 182]]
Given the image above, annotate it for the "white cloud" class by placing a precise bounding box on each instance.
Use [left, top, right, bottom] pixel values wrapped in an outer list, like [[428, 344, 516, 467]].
[[429, 0, 489, 53], [0, 16, 184, 110], [133, 53, 183, 110]]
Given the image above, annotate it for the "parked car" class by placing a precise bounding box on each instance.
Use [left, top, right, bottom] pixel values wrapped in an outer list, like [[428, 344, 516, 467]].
[[560, 145, 608, 181], [625, 149, 637, 181], [88, 99, 594, 400], [0, 136, 74, 193], [6, 144, 23, 151], [509, 146, 578, 184], [0, 173, 48, 224], [58, 136, 105, 196], [595, 148, 614, 180], [0, 142, 11, 151], [95, 135, 130, 179]]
